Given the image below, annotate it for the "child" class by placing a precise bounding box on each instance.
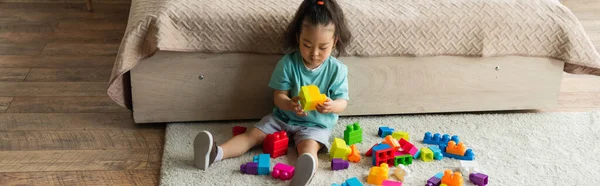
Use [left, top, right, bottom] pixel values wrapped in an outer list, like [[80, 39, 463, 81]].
[[194, 0, 351, 185]]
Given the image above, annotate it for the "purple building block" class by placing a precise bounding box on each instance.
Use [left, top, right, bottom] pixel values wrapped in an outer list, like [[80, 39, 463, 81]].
[[240, 162, 258, 175], [469, 173, 489, 186], [331, 158, 349, 170], [427, 176, 441, 186]]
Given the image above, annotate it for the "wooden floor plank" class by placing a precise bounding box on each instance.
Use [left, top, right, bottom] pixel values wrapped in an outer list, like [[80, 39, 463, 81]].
[[25, 68, 112, 82], [0, 170, 160, 186], [0, 31, 124, 44], [0, 7, 129, 23], [0, 97, 14, 113], [6, 96, 129, 113], [0, 21, 55, 33], [0, 82, 107, 96], [55, 20, 127, 32], [0, 55, 115, 68], [147, 148, 163, 169], [41, 43, 119, 55], [0, 149, 150, 172], [0, 42, 46, 55], [0, 130, 163, 151], [0, 68, 30, 81], [0, 113, 146, 130]]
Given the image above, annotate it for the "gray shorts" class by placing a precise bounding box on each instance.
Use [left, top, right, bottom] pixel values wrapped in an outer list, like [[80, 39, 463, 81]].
[[255, 114, 332, 152]]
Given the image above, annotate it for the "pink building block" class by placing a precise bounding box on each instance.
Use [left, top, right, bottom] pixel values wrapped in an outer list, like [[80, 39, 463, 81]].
[[382, 180, 403, 186], [272, 163, 295, 180], [399, 138, 418, 156]]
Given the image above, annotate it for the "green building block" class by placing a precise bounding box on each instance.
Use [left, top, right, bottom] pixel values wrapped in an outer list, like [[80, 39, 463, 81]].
[[344, 122, 363, 145], [394, 154, 413, 166]]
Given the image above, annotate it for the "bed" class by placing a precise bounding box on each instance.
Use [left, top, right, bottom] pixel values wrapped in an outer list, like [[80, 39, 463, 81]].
[[107, 0, 600, 124]]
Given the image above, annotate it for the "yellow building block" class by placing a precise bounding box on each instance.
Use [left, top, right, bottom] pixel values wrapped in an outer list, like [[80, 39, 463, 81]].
[[298, 85, 327, 111], [367, 163, 389, 185], [392, 131, 409, 141], [330, 138, 351, 160], [420, 148, 434, 162]]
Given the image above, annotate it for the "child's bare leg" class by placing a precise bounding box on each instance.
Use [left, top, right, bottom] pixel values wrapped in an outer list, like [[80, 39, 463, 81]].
[[296, 139, 321, 167], [290, 139, 321, 186], [220, 127, 267, 159]]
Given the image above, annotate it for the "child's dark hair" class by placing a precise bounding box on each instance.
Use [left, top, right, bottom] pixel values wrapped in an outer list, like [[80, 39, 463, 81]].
[[284, 0, 352, 57]]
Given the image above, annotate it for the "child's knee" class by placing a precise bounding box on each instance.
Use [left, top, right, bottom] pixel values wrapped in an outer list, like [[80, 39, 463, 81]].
[[247, 127, 268, 143]]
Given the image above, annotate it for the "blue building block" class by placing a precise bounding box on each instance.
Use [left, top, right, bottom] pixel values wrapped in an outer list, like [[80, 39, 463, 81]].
[[332, 177, 363, 186], [439, 144, 475, 161], [345, 177, 363, 186], [378, 126, 394, 138], [428, 145, 444, 160], [371, 144, 392, 166], [413, 149, 421, 159], [434, 172, 444, 179], [423, 132, 460, 145], [253, 154, 270, 175]]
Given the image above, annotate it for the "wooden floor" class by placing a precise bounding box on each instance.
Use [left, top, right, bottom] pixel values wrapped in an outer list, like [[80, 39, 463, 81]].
[[0, 1, 599, 185]]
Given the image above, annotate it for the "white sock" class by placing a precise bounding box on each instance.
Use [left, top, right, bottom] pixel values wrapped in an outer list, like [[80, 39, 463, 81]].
[[215, 146, 223, 162]]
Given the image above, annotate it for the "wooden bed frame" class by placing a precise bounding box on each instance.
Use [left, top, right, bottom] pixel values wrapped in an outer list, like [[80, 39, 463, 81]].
[[130, 51, 564, 123]]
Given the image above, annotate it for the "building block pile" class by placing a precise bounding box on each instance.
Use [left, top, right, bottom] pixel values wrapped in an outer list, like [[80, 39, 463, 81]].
[[240, 153, 297, 181], [367, 126, 420, 168], [262, 131, 289, 158], [421, 132, 475, 161], [240, 154, 271, 175]]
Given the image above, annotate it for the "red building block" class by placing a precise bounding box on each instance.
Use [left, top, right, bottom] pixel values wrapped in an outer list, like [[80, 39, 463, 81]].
[[232, 126, 247, 136], [366, 143, 378, 157], [399, 138, 418, 156], [263, 131, 289, 158]]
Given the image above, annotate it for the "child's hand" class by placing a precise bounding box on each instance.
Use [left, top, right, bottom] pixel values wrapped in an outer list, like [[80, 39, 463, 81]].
[[290, 96, 308, 117], [316, 98, 334, 114]]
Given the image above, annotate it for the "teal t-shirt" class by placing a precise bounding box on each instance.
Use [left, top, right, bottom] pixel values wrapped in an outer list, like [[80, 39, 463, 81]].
[[268, 52, 349, 130]]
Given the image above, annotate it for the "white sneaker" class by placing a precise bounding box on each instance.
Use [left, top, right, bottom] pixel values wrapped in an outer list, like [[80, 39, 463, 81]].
[[193, 131, 218, 170], [290, 153, 317, 186]]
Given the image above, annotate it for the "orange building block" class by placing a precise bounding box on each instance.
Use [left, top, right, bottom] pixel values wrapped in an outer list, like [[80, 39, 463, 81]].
[[441, 169, 463, 186], [367, 163, 389, 185], [445, 141, 467, 156], [383, 135, 401, 151], [298, 85, 327, 111], [348, 144, 361, 163]]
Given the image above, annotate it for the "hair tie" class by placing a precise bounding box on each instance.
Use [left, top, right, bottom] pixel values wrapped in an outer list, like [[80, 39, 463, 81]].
[[317, 1, 324, 5]]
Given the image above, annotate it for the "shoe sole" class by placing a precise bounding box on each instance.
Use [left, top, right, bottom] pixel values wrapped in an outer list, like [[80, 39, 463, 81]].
[[289, 153, 316, 186], [193, 131, 213, 170]]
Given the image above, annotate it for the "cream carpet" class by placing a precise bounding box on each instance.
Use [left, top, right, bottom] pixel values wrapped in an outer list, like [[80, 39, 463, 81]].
[[160, 111, 600, 185]]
